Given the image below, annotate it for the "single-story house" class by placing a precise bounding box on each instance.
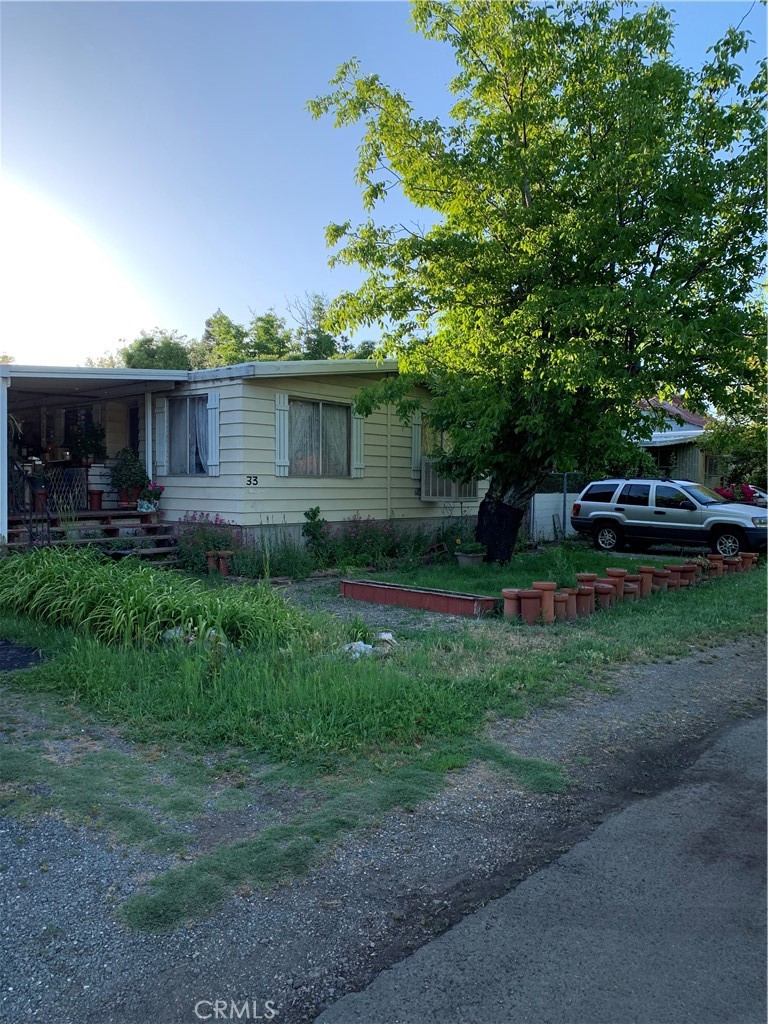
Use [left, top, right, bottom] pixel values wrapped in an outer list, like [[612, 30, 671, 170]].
[[639, 397, 718, 486], [1, 360, 484, 544]]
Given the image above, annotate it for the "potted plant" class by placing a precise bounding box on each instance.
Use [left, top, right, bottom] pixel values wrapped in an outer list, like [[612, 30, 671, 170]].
[[454, 537, 486, 566], [110, 448, 149, 507], [68, 422, 107, 465], [69, 422, 109, 509], [137, 481, 164, 513], [28, 472, 48, 514]]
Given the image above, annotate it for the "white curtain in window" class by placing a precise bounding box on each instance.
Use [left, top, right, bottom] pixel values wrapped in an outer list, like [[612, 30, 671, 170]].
[[289, 401, 320, 475], [169, 399, 187, 475], [193, 397, 208, 474]]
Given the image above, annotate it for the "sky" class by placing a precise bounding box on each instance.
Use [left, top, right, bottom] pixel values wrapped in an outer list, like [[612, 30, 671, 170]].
[[1, 0, 765, 367]]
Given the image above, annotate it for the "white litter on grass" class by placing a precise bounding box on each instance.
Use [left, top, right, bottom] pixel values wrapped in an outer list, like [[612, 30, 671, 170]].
[[342, 641, 375, 659], [341, 632, 398, 659]]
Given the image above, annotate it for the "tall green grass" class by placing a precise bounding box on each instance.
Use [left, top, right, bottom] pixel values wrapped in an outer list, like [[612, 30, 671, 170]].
[[5, 568, 764, 760], [0, 547, 312, 648]]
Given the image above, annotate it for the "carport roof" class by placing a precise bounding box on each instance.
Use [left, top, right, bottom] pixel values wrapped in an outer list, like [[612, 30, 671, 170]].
[[2, 364, 188, 404]]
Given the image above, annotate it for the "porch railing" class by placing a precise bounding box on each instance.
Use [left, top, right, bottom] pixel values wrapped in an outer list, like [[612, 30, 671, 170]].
[[7, 457, 52, 547]]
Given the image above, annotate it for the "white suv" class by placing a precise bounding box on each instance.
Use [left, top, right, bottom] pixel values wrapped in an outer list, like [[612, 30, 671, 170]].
[[571, 478, 768, 556]]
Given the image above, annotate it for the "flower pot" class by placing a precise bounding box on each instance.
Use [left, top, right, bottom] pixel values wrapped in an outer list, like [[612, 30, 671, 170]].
[[575, 586, 595, 617], [679, 565, 698, 587], [625, 573, 642, 596], [652, 568, 670, 592], [663, 565, 683, 589], [118, 487, 142, 508], [531, 581, 557, 624], [217, 550, 234, 577], [501, 588, 521, 620], [32, 488, 48, 514], [553, 592, 568, 622], [738, 552, 754, 572], [623, 582, 639, 602], [595, 577, 619, 602], [205, 551, 218, 573], [594, 582, 615, 610], [564, 587, 578, 622], [455, 552, 484, 567], [724, 557, 741, 574], [575, 573, 598, 585], [637, 567, 656, 597], [706, 554, 725, 577], [87, 489, 103, 511], [605, 567, 628, 601], [518, 589, 543, 626]]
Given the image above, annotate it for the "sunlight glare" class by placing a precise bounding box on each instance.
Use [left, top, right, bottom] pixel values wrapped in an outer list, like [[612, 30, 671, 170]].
[[0, 179, 165, 366]]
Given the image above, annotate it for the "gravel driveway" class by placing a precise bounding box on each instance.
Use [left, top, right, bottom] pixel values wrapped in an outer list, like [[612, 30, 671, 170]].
[[1, 635, 765, 1024]]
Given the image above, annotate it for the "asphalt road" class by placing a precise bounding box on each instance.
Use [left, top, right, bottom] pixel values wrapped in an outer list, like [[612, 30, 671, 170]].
[[317, 715, 767, 1024]]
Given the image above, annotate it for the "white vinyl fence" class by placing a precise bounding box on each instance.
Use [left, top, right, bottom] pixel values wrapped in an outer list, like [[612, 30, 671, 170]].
[[527, 491, 581, 542]]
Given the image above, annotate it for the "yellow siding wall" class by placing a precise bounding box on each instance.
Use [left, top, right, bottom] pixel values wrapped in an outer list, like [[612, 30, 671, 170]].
[[153, 373, 484, 528], [94, 400, 129, 456], [152, 380, 245, 521]]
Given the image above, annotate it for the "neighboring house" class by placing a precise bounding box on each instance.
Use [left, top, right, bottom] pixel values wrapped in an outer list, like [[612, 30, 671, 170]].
[[639, 397, 718, 486], [1, 360, 485, 544]]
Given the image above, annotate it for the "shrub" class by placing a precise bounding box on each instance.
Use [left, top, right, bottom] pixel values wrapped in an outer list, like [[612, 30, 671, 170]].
[[175, 512, 244, 573], [310, 510, 432, 570]]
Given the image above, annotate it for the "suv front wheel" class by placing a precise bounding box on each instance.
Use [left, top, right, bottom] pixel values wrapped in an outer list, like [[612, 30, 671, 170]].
[[711, 527, 746, 558], [593, 521, 624, 553]]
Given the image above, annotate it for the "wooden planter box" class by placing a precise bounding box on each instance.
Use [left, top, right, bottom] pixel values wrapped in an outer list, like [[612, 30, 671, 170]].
[[340, 579, 498, 617]]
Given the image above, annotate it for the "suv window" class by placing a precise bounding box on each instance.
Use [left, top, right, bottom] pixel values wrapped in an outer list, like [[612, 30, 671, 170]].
[[583, 483, 619, 503], [656, 484, 692, 509], [618, 483, 650, 507]]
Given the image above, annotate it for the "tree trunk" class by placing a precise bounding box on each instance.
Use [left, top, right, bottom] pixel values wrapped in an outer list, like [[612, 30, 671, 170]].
[[476, 491, 526, 564]]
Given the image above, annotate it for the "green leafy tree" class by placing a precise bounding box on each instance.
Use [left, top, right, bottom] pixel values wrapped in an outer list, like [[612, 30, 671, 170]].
[[247, 309, 299, 360], [0, 354, 15, 364], [310, 0, 766, 561], [119, 330, 192, 370], [288, 291, 352, 359], [198, 308, 299, 363], [84, 351, 124, 368], [700, 401, 768, 491], [197, 310, 250, 366]]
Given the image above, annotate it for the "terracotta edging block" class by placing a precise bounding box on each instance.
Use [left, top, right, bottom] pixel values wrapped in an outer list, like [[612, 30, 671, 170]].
[[531, 581, 557, 623]]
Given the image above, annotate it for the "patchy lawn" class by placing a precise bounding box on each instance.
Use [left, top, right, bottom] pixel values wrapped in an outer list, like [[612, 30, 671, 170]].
[[0, 549, 765, 930]]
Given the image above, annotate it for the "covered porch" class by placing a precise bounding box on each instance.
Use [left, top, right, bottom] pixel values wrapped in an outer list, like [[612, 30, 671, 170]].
[[1, 364, 187, 543]]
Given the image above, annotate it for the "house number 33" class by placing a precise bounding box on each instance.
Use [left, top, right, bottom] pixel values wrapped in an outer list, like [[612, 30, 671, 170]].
[[245, 476, 259, 486]]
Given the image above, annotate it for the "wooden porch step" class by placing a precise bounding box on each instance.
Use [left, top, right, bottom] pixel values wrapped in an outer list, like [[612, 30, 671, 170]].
[[106, 546, 179, 559], [4, 534, 177, 550]]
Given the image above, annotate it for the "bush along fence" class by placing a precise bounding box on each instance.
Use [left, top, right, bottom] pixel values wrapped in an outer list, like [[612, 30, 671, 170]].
[[501, 552, 760, 626]]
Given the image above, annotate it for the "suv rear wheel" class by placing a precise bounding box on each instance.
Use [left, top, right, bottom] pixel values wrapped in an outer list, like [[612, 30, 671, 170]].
[[711, 527, 746, 558], [593, 521, 624, 553]]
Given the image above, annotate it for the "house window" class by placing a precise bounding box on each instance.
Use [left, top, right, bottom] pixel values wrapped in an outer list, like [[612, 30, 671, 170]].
[[417, 420, 478, 501], [169, 395, 208, 475], [289, 399, 350, 477]]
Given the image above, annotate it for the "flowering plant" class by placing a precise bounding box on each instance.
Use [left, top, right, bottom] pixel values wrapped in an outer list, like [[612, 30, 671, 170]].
[[455, 537, 485, 554], [139, 481, 165, 505], [714, 482, 758, 504]]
